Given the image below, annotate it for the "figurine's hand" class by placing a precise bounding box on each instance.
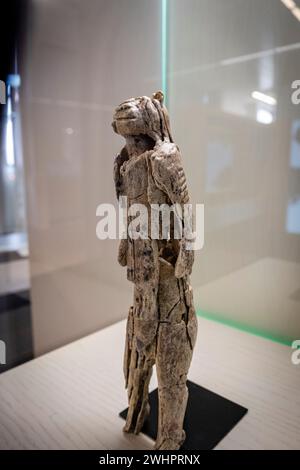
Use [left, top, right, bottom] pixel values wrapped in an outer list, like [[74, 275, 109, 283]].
[[175, 239, 194, 278], [118, 239, 128, 267]]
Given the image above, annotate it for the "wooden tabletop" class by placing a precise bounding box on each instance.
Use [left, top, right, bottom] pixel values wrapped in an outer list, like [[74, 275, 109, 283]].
[[0, 317, 299, 450]]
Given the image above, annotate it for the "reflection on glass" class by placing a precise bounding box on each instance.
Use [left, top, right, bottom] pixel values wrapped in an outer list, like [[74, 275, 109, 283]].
[[290, 120, 300, 169], [5, 85, 15, 167], [256, 108, 274, 125], [286, 198, 300, 234], [205, 142, 233, 193]]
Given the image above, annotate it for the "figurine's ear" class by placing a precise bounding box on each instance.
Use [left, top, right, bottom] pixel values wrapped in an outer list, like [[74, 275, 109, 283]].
[[152, 91, 164, 105], [152, 91, 173, 143]]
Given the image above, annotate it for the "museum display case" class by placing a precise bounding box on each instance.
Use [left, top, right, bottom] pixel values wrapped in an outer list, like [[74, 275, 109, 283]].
[[0, 0, 299, 455]]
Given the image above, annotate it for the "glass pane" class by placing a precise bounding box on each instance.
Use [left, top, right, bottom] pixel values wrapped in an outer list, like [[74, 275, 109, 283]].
[[168, 0, 300, 343]]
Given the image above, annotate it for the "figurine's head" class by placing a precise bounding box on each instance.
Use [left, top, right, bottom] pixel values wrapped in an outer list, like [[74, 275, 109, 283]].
[[112, 91, 173, 143]]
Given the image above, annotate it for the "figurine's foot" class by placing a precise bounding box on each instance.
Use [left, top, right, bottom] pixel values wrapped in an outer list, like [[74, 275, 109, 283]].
[[123, 402, 150, 435], [154, 430, 186, 450], [122, 422, 133, 433]]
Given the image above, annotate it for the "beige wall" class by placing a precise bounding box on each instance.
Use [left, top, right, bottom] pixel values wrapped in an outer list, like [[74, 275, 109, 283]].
[[22, 0, 161, 355]]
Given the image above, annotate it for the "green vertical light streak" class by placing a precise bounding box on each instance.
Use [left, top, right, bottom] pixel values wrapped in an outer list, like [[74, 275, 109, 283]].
[[161, 0, 168, 106]]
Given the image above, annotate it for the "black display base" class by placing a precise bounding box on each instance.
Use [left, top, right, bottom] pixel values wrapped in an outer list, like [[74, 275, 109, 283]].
[[119, 380, 248, 450]]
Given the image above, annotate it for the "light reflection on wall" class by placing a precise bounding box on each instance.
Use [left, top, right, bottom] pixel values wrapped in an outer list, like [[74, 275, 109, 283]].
[[289, 120, 300, 168], [286, 120, 300, 234], [5, 86, 15, 167], [286, 197, 300, 234], [205, 141, 233, 193], [1, 73, 26, 234]]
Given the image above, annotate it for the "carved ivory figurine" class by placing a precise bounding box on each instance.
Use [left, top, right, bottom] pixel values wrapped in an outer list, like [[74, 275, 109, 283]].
[[112, 91, 197, 450]]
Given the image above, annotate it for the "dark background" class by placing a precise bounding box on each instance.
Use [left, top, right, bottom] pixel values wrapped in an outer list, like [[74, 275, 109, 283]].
[[0, 0, 27, 82]]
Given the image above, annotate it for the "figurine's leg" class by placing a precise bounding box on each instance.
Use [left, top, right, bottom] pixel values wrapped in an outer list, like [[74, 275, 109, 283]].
[[123, 339, 155, 434], [155, 277, 197, 450], [123, 283, 157, 434]]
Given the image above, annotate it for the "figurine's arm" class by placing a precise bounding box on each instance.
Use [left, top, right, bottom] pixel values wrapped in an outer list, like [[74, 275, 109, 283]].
[[150, 142, 194, 278], [114, 148, 129, 267], [113, 147, 128, 199]]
